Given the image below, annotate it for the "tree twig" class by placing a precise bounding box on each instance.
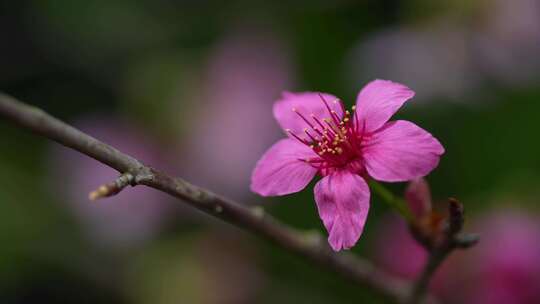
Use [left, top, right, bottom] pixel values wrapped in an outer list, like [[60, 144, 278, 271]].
[[406, 199, 479, 304], [89, 173, 134, 200], [0, 92, 420, 303]]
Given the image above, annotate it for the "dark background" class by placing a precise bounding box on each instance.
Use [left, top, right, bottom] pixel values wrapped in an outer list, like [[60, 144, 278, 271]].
[[1, 1, 539, 303]]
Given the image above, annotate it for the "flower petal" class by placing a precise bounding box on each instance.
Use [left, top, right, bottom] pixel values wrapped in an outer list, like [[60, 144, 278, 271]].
[[314, 171, 370, 251], [273, 91, 343, 136], [355, 79, 415, 132], [251, 138, 318, 196], [363, 120, 444, 182], [405, 178, 432, 218]]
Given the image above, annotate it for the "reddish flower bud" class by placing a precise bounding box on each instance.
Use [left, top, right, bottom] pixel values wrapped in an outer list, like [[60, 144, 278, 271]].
[[405, 178, 432, 219]]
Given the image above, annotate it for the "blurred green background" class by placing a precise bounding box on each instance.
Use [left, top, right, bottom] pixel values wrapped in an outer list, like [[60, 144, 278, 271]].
[[1, 1, 539, 303]]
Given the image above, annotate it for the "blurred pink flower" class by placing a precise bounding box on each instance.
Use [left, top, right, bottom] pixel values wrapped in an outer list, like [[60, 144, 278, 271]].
[[347, 23, 478, 102], [374, 209, 540, 303], [455, 211, 540, 304], [349, 0, 540, 98], [49, 115, 172, 248], [372, 214, 458, 296], [180, 31, 293, 200], [251, 80, 444, 251], [373, 215, 428, 279], [472, 0, 540, 86]]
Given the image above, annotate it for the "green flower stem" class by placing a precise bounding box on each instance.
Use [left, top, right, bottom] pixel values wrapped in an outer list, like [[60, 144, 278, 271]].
[[369, 180, 413, 222]]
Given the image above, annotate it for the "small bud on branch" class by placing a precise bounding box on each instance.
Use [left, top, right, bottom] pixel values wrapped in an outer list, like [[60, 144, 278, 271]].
[[405, 181, 479, 304], [88, 173, 134, 201]]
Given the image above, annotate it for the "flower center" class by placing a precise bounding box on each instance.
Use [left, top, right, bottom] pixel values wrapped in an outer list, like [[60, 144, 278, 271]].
[[287, 95, 367, 175]]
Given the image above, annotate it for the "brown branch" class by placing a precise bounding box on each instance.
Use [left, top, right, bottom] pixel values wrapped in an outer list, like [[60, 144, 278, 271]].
[[0, 92, 420, 303], [406, 199, 479, 304]]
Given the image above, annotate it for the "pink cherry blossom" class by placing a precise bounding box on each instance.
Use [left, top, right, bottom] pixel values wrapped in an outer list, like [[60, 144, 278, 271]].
[[251, 80, 444, 251]]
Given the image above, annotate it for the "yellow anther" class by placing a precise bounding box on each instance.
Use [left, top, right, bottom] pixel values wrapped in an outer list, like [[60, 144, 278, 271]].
[[351, 105, 356, 110], [336, 147, 343, 154], [345, 110, 350, 115], [344, 118, 349, 122]]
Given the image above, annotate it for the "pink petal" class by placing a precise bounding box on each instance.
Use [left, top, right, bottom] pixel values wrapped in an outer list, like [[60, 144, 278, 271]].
[[363, 120, 444, 182], [314, 171, 370, 251], [251, 138, 318, 196], [355, 79, 415, 132], [405, 178, 432, 218], [273, 91, 343, 136]]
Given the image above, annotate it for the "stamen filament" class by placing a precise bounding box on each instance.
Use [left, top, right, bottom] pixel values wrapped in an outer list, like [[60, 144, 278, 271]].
[[292, 108, 316, 130], [286, 129, 309, 145], [304, 129, 318, 142], [318, 93, 341, 127]]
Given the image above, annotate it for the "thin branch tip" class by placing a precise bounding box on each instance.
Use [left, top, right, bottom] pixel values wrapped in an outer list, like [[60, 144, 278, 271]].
[[88, 173, 134, 201], [89, 185, 110, 201]]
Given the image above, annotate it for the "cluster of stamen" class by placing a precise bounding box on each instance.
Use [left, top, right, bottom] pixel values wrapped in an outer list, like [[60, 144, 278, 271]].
[[286, 95, 365, 172]]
